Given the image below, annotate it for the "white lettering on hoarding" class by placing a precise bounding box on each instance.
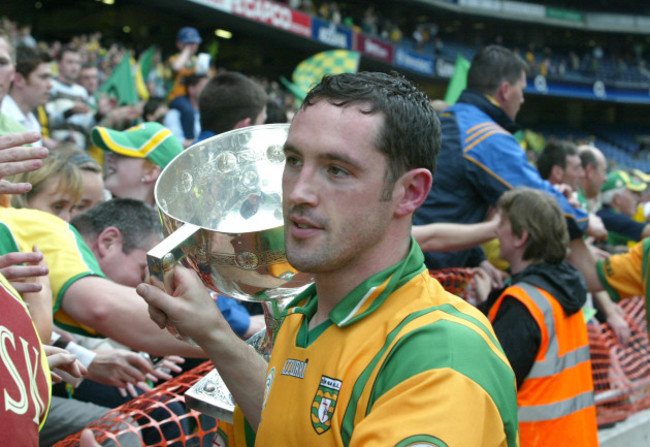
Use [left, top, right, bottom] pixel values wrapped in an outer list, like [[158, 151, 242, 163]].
[[435, 58, 455, 78], [395, 50, 433, 75], [364, 39, 388, 59], [233, 0, 293, 30], [317, 25, 347, 48]]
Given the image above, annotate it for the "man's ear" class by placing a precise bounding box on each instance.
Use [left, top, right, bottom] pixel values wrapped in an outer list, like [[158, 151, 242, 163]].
[[394, 168, 432, 218], [495, 80, 510, 105], [96, 227, 122, 258], [232, 117, 252, 130], [12, 72, 25, 89], [142, 163, 162, 184], [550, 165, 564, 184]]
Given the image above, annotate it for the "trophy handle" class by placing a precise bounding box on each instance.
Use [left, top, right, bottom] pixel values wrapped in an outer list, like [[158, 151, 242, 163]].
[[147, 222, 202, 283], [146, 222, 202, 344]]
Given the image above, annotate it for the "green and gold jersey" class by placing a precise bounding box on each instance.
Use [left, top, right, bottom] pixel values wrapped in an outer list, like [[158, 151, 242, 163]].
[[597, 238, 650, 332], [246, 241, 519, 447], [0, 207, 106, 336]]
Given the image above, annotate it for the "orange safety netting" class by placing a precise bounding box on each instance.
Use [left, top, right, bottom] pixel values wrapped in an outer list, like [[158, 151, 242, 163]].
[[589, 296, 650, 428], [54, 360, 219, 446], [429, 267, 480, 305]]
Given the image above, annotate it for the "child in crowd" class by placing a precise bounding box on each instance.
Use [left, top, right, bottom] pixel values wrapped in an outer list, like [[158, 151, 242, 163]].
[[9, 152, 82, 221]]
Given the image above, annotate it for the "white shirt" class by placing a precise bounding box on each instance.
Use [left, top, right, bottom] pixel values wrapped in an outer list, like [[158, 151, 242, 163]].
[[48, 78, 95, 129], [0, 95, 43, 146]]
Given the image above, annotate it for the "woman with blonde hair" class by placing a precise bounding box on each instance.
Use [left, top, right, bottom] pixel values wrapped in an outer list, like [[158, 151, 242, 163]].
[[54, 142, 106, 216], [9, 152, 82, 222]]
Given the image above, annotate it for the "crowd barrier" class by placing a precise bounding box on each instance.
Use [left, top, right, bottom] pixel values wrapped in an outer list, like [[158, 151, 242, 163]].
[[55, 268, 650, 445], [54, 361, 219, 446]]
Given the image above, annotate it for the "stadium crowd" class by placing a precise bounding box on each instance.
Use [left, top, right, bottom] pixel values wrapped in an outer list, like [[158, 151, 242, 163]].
[[1, 6, 650, 447]]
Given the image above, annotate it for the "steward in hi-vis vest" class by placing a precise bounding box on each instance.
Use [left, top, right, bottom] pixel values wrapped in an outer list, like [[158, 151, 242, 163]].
[[476, 188, 598, 447], [488, 282, 597, 446]]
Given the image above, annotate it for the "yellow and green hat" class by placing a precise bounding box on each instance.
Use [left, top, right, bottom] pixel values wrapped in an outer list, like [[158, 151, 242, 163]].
[[602, 170, 647, 193], [632, 168, 650, 183], [91, 122, 183, 168]]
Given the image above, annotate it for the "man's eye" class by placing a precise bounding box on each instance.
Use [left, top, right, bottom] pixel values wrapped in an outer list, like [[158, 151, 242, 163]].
[[327, 165, 348, 177], [286, 155, 301, 167]]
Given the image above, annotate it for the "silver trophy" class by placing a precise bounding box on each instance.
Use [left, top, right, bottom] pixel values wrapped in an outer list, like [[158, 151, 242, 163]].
[[147, 123, 312, 422]]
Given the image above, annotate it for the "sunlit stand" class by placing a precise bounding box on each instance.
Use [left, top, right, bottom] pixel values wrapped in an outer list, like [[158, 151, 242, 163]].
[[146, 124, 311, 423]]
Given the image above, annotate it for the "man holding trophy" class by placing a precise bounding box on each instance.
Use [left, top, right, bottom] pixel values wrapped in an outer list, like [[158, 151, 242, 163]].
[[136, 72, 520, 446]]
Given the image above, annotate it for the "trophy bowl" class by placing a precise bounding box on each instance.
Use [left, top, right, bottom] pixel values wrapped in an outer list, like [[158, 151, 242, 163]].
[[147, 123, 313, 422], [148, 123, 312, 302]]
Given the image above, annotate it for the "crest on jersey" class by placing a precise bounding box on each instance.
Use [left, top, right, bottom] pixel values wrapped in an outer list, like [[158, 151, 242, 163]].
[[311, 375, 342, 434]]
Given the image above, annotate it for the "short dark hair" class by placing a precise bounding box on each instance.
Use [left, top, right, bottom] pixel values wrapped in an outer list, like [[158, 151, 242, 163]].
[[498, 187, 568, 264], [265, 100, 288, 124], [143, 97, 167, 123], [536, 140, 579, 180], [15, 45, 52, 79], [0, 30, 14, 62], [467, 45, 529, 96], [302, 71, 440, 199], [198, 72, 268, 135], [57, 45, 79, 62], [71, 198, 162, 253], [579, 146, 598, 170]]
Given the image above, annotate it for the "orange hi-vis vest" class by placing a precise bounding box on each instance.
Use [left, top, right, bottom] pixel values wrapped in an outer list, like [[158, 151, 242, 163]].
[[488, 282, 597, 447]]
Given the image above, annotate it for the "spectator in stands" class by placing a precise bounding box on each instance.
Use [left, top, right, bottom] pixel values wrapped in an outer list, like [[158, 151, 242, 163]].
[[143, 97, 170, 124], [48, 45, 94, 130], [38, 199, 188, 445], [475, 187, 597, 446], [9, 153, 82, 222], [577, 144, 608, 213], [571, 145, 632, 344], [597, 170, 650, 246], [632, 169, 650, 223], [196, 71, 267, 141], [167, 27, 202, 104], [596, 238, 650, 339], [80, 62, 141, 131], [54, 143, 106, 216], [72, 198, 162, 288], [413, 45, 603, 290], [91, 122, 182, 205], [164, 73, 208, 147], [0, 129, 87, 447], [264, 99, 288, 124], [0, 203, 206, 357], [78, 64, 99, 110], [536, 140, 584, 196], [0, 30, 27, 138], [1, 45, 52, 146]]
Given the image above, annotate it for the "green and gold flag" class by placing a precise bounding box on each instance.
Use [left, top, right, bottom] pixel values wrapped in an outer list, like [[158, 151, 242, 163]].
[[281, 50, 360, 103], [135, 46, 156, 100], [444, 55, 471, 105], [99, 52, 138, 106]]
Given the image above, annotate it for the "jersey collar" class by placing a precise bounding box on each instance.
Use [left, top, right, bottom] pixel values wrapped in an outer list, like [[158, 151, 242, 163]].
[[285, 238, 426, 328]]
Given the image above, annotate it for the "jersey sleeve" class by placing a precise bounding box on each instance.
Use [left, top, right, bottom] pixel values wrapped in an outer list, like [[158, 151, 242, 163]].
[[0, 208, 105, 314], [350, 370, 517, 447], [349, 310, 519, 447], [596, 239, 646, 301]]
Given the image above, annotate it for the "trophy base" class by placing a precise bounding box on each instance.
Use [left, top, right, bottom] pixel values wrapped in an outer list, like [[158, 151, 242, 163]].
[[185, 368, 235, 423]]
